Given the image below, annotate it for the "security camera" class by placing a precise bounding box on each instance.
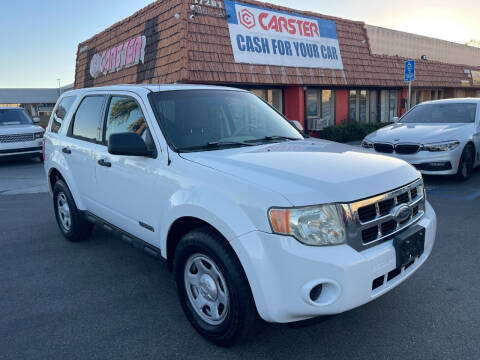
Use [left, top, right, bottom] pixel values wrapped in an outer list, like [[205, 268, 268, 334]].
[[189, 14, 195, 20], [190, 4, 196, 11], [174, 13, 180, 19]]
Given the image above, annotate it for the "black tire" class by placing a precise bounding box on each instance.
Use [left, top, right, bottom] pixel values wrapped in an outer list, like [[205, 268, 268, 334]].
[[53, 180, 93, 242], [455, 144, 475, 181], [174, 227, 260, 346]]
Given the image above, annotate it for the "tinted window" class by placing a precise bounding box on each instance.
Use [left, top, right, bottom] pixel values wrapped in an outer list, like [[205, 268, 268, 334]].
[[104, 96, 154, 150], [71, 96, 105, 141], [0, 109, 32, 125], [149, 90, 303, 152], [401, 103, 477, 124], [50, 96, 76, 133]]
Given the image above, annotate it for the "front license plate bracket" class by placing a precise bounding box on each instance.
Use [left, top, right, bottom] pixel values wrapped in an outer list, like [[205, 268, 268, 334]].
[[393, 225, 425, 268]]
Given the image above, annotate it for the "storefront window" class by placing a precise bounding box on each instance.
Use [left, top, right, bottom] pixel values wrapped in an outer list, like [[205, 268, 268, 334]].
[[321, 90, 333, 122], [306, 89, 321, 118], [389, 91, 398, 120], [380, 90, 399, 122], [306, 89, 335, 130], [249, 89, 283, 113], [348, 89, 370, 122], [359, 90, 367, 122], [348, 90, 357, 121]]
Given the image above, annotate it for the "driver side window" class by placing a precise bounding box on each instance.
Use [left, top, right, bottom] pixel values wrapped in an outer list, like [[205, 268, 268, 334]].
[[104, 96, 155, 151]]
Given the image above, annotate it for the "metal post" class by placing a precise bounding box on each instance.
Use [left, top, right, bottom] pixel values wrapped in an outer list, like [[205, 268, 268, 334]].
[[407, 81, 412, 111]]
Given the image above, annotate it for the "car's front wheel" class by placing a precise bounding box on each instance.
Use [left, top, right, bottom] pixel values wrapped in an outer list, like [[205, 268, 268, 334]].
[[455, 144, 475, 181], [174, 228, 260, 346]]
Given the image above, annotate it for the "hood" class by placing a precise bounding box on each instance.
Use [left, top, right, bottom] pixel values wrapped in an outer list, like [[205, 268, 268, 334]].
[[0, 123, 43, 135], [180, 139, 420, 206], [366, 122, 473, 144]]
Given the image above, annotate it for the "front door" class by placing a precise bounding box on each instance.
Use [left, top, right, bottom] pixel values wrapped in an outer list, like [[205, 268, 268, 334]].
[[92, 93, 161, 243]]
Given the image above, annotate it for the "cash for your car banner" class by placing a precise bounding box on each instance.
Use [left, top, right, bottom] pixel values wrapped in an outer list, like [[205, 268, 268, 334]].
[[224, 0, 344, 69]]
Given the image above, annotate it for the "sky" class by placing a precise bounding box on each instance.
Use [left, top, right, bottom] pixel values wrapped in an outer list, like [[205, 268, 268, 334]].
[[0, 0, 478, 88]]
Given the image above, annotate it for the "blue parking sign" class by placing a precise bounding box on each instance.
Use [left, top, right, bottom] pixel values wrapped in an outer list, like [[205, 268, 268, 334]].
[[404, 60, 415, 82]]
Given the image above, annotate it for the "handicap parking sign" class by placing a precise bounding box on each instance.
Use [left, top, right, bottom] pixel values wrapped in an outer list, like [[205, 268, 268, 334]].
[[404, 60, 415, 82]]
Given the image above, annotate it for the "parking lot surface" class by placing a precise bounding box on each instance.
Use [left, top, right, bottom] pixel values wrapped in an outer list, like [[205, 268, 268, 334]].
[[0, 158, 47, 195], [0, 161, 479, 360]]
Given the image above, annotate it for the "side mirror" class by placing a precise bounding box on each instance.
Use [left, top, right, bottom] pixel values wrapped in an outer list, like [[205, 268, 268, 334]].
[[33, 117, 40, 124], [108, 132, 154, 157], [391, 117, 399, 123], [289, 120, 304, 132]]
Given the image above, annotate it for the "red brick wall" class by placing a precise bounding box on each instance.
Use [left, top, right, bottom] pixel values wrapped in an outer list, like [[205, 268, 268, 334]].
[[335, 89, 349, 124], [284, 86, 305, 127]]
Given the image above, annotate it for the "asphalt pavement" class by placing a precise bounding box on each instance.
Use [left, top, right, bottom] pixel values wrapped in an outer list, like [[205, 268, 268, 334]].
[[0, 161, 479, 359]]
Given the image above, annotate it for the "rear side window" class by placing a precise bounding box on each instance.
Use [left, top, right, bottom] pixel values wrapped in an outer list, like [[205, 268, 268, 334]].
[[50, 96, 76, 133], [70, 96, 105, 142]]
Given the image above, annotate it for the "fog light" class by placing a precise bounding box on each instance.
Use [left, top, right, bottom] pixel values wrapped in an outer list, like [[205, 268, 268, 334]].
[[309, 284, 323, 301]]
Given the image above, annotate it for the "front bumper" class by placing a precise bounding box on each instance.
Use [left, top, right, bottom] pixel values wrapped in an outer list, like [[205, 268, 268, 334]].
[[0, 140, 43, 157], [231, 201, 436, 323], [366, 146, 463, 175]]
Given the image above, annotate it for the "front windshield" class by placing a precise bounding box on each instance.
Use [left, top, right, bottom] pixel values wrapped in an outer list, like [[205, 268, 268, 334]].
[[0, 109, 33, 125], [148, 90, 303, 151], [400, 103, 477, 124]]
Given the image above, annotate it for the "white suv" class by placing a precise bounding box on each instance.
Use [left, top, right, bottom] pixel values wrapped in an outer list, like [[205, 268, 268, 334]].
[[44, 84, 437, 346], [0, 107, 44, 161]]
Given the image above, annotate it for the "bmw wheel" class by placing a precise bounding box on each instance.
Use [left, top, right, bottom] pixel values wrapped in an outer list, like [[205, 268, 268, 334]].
[[455, 144, 474, 181]]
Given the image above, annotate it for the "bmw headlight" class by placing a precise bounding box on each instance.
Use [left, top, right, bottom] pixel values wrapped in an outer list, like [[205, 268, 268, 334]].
[[421, 141, 459, 152], [361, 139, 374, 149], [268, 205, 346, 246], [34, 132, 44, 140]]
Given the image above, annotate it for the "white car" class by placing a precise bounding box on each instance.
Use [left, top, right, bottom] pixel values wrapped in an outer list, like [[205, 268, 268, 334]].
[[44, 85, 436, 346], [362, 98, 480, 180], [0, 107, 44, 161]]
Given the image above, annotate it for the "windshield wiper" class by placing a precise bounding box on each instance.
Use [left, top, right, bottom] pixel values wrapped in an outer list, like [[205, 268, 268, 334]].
[[207, 140, 256, 147], [247, 135, 301, 143], [177, 141, 255, 153]]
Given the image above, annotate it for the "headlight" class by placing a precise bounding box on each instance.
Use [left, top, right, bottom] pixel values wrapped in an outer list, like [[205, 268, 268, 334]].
[[34, 132, 44, 139], [268, 205, 346, 246], [421, 141, 459, 152], [361, 139, 374, 149]]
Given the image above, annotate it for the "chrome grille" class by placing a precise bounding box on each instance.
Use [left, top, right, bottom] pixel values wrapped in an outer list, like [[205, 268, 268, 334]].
[[0, 133, 34, 143], [342, 178, 425, 251]]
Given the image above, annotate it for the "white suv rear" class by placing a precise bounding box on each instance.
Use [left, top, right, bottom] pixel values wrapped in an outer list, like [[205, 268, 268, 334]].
[[44, 84, 437, 346]]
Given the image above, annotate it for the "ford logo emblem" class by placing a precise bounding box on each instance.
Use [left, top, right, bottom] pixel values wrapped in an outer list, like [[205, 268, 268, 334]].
[[393, 204, 412, 223]]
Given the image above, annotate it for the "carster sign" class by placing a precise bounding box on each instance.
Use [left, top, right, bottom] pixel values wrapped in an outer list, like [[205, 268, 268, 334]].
[[224, 0, 343, 69]]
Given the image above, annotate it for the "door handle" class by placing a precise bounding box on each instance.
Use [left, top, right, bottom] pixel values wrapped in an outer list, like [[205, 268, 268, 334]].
[[62, 147, 71, 154], [98, 159, 111, 168]]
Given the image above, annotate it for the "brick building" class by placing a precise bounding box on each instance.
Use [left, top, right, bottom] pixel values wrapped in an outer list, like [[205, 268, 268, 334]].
[[74, 0, 480, 134]]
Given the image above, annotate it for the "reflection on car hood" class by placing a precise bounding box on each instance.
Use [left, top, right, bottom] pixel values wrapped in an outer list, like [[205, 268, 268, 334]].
[[0, 124, 43, 135], [366, 123, 473, 144], [180, 139, 420, 206]]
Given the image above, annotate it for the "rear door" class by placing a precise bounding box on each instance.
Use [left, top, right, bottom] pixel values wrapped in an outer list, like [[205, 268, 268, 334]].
[[91, 92, 161, 243], [64, 95, 106, 210]]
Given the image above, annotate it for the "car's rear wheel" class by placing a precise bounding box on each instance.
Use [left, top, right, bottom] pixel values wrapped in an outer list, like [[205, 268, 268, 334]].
[[455, 144, 474, 181], [53, 180, 93, 242], [174, 227, 260, 346]]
